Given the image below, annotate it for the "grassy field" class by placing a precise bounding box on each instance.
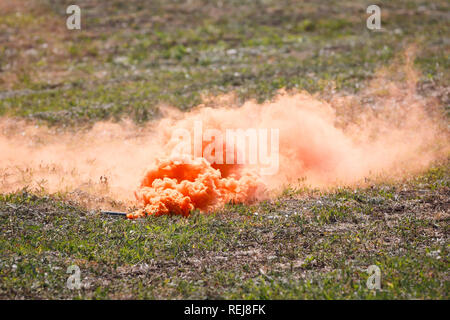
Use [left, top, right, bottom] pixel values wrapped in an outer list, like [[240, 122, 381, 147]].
[[0, 0, 449, 299]]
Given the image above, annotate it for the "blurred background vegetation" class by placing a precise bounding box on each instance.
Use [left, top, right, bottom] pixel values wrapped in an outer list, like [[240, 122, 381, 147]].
[[0, 0, 448, 124]]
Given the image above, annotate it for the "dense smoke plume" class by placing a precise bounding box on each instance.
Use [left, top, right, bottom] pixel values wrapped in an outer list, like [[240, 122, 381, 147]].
[[1, 59, 448, 216]]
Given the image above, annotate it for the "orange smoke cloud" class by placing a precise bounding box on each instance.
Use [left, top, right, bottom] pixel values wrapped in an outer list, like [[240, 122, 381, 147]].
[[0, 59, 448, 217], [129, 158, 262, 218]]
